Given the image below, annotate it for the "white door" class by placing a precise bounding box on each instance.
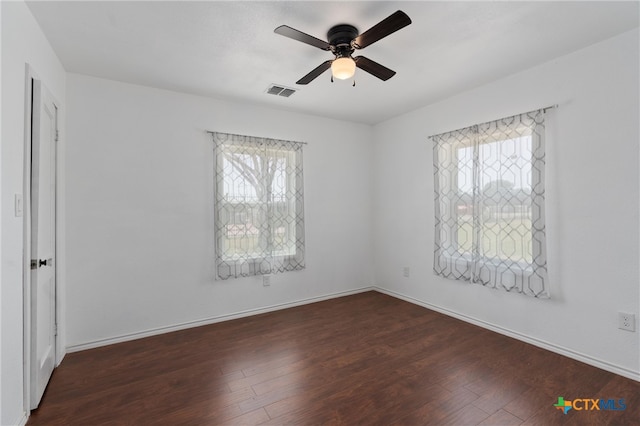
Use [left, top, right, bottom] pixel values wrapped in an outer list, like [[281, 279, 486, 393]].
[[30, 79, 57, 409]]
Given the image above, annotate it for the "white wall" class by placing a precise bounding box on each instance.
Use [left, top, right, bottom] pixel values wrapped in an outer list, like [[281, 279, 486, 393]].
[[373, 29, 639, 379], [1, 1, 66, 424], [65, 74, 374, 348]]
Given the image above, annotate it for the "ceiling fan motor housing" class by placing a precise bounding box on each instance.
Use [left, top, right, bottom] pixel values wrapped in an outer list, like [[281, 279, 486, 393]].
[[327, 24, 358, 57]]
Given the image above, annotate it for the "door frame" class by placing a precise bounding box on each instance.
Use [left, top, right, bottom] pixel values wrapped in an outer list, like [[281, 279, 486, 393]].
[[22, 63, 63, 412]]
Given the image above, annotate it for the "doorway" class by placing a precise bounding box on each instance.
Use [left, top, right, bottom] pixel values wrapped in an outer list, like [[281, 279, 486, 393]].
[[24, 69, 59, 410]]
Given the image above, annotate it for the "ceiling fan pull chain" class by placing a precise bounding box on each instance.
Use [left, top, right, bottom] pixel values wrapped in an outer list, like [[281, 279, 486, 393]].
[[331, 75, 334, 83], [353, 79, 356, 87]]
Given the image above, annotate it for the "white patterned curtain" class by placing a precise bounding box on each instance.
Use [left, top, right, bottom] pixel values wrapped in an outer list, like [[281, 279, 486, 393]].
[[432, 109, 548, 297], [212, 132, 305, 280]]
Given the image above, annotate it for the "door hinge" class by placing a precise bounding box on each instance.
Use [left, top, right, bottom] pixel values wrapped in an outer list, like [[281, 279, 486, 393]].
[[55, 130, 59, 142], [54, 324, 58, 336]]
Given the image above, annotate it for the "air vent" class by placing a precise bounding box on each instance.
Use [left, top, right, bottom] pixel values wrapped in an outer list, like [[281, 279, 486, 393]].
[[266, 84, 297, 97]]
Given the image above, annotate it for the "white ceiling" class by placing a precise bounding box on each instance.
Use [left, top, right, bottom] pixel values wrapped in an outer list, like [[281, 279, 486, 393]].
[[27, 1, 639, 125]]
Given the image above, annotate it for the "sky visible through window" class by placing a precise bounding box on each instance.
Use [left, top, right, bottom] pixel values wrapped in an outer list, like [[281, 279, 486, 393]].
[[457, 135, 532, 194]]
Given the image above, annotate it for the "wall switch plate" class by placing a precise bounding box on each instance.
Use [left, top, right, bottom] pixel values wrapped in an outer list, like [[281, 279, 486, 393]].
[[263, 275, 271, 287], [618, 312, 635, 332], [403, 267, 410, 278]]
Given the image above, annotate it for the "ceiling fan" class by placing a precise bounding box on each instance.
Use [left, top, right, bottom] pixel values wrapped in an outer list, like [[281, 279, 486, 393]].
[[274, 10, 412, 85]]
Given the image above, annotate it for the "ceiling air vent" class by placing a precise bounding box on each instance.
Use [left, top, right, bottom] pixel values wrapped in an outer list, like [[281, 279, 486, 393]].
[[266, 84, 296, 97]]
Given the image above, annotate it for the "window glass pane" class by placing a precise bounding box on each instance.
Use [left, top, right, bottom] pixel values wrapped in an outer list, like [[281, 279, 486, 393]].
[[456, 145, 473, 255], [218, 141, 297, 260], [455, 136, 534, 263], [268, 149, 296, 256]]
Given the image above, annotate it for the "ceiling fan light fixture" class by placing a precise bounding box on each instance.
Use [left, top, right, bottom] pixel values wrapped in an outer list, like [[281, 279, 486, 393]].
[[331, 57, 356, 80]]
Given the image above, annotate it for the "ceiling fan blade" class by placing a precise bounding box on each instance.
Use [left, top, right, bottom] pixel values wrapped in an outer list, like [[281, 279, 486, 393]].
[[274, 25, 331, 51], [296, 60, 333, 85], [354, 56, 396, 81], [353, 10, 412, 49]]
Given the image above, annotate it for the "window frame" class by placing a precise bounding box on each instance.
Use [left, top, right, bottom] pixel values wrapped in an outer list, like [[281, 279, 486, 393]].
[[216, 145, 298, 262], [432, 109, 549, 297], [212, 132, 305, 280]]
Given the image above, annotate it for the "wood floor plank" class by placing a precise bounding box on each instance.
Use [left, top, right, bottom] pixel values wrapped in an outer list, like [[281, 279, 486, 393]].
[[218, 408, 270, 426], [478, 409, 524, 425], [392, 387, 481, 425], [27, 291, 640, 426], [466, 370, 531, 414], [502, 386, 556, 420], [436, 404, 491, 425]]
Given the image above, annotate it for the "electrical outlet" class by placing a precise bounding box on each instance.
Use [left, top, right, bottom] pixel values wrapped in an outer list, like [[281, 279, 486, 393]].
[[618, 312, 635, 332], [263, 275, 271, 287], [403, 267, 410, 278]]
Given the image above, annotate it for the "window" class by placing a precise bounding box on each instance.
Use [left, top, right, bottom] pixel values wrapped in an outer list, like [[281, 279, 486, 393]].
[[432, 109, 549, 297], [211, 132, 305, 280]]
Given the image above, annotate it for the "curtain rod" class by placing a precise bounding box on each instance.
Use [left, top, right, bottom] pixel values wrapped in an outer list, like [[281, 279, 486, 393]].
[[205, 130, 308, 145], [428, 104, 558, 140]]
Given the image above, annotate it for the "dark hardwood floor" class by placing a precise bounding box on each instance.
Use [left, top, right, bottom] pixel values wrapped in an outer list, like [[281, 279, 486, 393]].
[[28, 291, 639, 425]]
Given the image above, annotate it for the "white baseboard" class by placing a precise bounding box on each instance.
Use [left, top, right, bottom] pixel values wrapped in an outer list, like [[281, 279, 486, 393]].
[[67, 287, 374, 353], [14, 411, 28, 426], [374, 287, 640, 382]]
